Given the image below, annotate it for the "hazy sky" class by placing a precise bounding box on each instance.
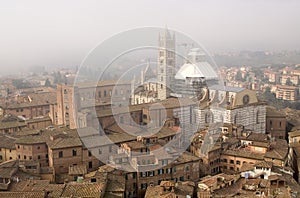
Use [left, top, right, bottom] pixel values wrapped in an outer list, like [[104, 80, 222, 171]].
[[1, 0, 300, 74]]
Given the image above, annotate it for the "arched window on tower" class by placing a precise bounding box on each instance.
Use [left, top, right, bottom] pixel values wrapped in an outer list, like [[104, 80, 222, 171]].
[[205, 111, 214, 124], [205, 113, 210, 124]]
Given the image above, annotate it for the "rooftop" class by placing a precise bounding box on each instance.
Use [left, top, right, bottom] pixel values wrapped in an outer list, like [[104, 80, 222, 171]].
[[210, 85, 245, 93]]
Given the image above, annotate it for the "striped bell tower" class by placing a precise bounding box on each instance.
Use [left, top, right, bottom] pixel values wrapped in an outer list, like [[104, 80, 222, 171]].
[[157, 28, 176, 100]]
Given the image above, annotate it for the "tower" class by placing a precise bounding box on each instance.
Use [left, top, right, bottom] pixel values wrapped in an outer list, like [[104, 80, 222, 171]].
[[157, 28, 176, 100]]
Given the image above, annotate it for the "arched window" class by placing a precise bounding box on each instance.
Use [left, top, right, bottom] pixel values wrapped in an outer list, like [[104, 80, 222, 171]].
[[205, 111, 214, 124], [205, 113, 210, 124], [234, 114, 237, 124]]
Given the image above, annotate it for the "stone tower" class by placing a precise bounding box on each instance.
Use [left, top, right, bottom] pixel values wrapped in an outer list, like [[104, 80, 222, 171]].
[[157, 28, 176, 100]]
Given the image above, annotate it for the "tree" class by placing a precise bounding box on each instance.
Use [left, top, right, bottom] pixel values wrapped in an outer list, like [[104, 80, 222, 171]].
[[44, 78, 51, 87], [12, 79, 31, 89], [235, 70, 243, 81], [53, 72, 63, 84], [286, 77, 293, 86]]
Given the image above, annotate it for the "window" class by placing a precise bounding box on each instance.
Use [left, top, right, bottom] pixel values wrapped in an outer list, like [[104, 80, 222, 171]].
[[29, 156, 32, 160], [59, 151, 63, 158], [24, 155, 27, 160], [89, 161, 93, 169], [88, 151, 92, 157], [185, 166, 190, 171], [37, 146, 40, 150], [234, 114, 237, 124], [205, 113, 210, 124], [99, 149, 102, 154], [0, 155, 2, 160], [141, 183, 147, 189], [38, 155, 41, 160], [223, 159, 228, 163], [173, 167, 176, 173], [230, 167, 234, 170], [230, 160, 234, 164], [104, 90, 107, 97], [158, 169, 164, 175], [179, 176, 184, 181], [46, 154, 48, 159], [98, 91, 101, 98], [109, 145, 112, 153], [148, 171, 154, 177], [72, 149, 77, 156], [236, 160, 241, 165]]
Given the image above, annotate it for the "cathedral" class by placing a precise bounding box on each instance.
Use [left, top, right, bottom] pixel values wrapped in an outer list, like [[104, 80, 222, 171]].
[[130, 28, 266, 133]]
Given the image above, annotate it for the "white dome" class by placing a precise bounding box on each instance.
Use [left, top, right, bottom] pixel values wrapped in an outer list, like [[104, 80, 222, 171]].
[[175, 62, 218, 80]]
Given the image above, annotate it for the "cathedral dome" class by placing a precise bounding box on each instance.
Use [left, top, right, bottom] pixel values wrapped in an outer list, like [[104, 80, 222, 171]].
[[175, 62, 218, 80], [175, 48, 218, 80]]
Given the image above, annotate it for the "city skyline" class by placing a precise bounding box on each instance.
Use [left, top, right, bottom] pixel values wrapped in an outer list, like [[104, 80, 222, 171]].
[[1, 0, 300, 74]]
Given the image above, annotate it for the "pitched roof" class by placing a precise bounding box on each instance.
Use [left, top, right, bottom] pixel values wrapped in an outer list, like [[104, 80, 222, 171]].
[[0, 135, 16, 149], [0, 191, 46, 198], [61, 183, 105, 198]]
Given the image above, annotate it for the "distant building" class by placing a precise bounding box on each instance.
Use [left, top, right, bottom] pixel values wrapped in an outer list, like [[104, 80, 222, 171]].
[[275, 85, 300, 101], [54, 80, 131, 129], [266, 106, 287, 139], [280, 74, 299, 86]]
